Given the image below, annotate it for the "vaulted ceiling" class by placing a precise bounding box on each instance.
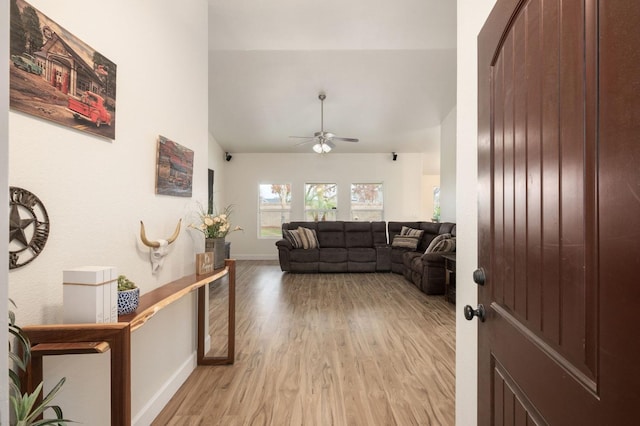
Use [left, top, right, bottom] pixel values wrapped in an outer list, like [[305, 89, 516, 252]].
[[208, 0, 456, 154]]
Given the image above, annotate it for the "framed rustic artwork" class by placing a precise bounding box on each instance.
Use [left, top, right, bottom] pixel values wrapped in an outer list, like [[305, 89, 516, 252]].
[[208, 168, 214, 214], [9, 0, 117, 139], [155, 135, 194, 197]]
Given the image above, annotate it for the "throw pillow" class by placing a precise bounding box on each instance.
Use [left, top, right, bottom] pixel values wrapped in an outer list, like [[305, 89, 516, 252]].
[[400, 226, 424, 239], [429, 236, 456, 253], [283, 229, 303, 249], [425, 233, 452, 253], [391, 235, 419, 250], [297, 227, 320, 249]]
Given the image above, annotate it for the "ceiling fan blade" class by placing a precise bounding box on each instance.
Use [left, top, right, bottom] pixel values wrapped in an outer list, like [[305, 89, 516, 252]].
[[330, 137, 359, 143], [292, 94, 360, 150], [294, 138, 317, 146]]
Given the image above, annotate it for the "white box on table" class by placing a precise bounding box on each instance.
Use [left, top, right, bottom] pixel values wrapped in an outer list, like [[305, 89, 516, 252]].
[[103, 267, 118, 323], [63, 266, 117, 324]]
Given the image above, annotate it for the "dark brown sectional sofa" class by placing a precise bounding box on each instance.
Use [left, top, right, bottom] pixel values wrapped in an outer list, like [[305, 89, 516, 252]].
[[276, 221, 390, 273], [276, 221, 456, 298], [388, 222, 457, 294]]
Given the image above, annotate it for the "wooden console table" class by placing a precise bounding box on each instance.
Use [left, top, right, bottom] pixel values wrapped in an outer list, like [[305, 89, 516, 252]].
[[442, 253, 456, 304], [20, 259, 236, 425]]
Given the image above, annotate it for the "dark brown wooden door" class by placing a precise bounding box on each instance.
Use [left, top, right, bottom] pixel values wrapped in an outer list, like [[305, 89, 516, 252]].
[[477, 0, 640, 424]]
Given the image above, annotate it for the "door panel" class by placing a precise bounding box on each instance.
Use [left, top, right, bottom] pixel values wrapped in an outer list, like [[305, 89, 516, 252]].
[[539, 0, 561, 348], [478, 0, 640, 423], [598, 0, 640, 417], [492, 359, 545, 426], [486, 0, 595, 376]]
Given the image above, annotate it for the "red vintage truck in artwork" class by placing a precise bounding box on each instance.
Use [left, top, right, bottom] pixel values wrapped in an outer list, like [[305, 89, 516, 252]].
[[67, 91, 112, 127]]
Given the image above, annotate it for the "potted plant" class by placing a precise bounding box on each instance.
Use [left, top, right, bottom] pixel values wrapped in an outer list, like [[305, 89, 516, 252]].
[[117, 275, 139, 315], [9, 300, 70, 425], [189, 202, 242, 269]]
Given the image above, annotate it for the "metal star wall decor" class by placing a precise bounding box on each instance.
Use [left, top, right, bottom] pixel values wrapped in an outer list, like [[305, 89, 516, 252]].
[[9, 187, 50, 269]]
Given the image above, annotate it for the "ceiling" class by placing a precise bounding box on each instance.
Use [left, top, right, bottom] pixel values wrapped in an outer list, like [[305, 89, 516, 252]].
[[208, 0, 456, 154]]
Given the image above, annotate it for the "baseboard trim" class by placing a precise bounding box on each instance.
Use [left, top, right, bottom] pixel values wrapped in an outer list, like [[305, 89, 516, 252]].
[[132, 352, 196, 426], [232, 254, 278, 260]]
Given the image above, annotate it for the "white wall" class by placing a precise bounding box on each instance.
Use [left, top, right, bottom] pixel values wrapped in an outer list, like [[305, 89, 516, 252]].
[[221, 153, 427, 259], [440, 107, 457, 222], [1, 0, 10, 422], [8, 1, 208, 424], [208, 133, 228, 207], [456, 1, 497, 425]]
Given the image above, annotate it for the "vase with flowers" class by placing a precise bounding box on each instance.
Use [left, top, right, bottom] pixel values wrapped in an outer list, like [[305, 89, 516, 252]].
[[190, 203, 242, 269]]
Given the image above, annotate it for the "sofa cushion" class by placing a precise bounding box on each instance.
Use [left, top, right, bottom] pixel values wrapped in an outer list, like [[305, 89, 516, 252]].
[[283, 229, 303, 248], [392, 246, 412, 264], [298, 227, 320, 249], [319, 248, 348, 263], [371, 222, 388, 245], [317, 221, 345, 248], [418, 223, 444, 251], [348, 247, 376, 263], [391, 235, 419, 250], [290, 248, 320, 262], [425, 233, 452, 253], [345, 222, 373, 248]]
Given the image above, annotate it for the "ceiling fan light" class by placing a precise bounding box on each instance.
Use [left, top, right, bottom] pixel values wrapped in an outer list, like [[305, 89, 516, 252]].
[[312, 142, 332, 153]]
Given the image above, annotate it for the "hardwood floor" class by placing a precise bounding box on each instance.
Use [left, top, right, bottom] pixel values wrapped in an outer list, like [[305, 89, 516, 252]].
[[152, 260, 455, 425]]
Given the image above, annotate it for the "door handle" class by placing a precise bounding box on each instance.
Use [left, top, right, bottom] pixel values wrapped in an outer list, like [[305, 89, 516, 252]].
[[473, 268, 486, 285], [464, 304, 486, 322]]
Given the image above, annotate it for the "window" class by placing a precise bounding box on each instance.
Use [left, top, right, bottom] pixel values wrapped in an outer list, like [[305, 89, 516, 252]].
[[432, 186, 441, 222], [304, 183, 337, 221], [350, 183, 384, 221], [258, 184, 291, 238]]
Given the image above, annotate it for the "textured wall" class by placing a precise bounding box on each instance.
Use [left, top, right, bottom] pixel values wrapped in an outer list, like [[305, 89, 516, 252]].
[[440, 106, 457, 222], [8, 1, 209, 423], [456, 1, 498, 425]]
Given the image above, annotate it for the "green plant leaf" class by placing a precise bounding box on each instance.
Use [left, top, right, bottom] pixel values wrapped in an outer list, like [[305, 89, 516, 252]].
[[9, 366, 24, 388], [31, 417, 73, 426], [9, 325, 32, 364], [28, 377, 66, 421], [9, 301, 71, 425]]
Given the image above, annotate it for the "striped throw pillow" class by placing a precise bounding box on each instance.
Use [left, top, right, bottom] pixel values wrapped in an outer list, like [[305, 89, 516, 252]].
[[425, 233, 452, 253], [283, 229, 303, 248], [297, 227, 319, 249], [401, 226, 424, 239], [391, 235, 419, 250], [430, 237, 456, 253]]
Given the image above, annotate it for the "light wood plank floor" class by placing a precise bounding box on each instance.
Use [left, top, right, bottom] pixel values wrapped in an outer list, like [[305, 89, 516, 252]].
[[153, 260, 455, 425]]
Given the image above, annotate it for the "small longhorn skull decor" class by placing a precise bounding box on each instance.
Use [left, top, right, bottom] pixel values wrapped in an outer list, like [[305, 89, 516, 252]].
[[140, 219, 181, 273]]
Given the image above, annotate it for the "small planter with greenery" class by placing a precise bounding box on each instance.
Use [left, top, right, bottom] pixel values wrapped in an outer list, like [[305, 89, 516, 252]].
[[117, 275, 139, 315]]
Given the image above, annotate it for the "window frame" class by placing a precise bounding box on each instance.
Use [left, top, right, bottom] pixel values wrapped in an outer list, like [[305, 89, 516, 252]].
[[304, 182, 338, 222], [258, 183, 292, 239], [350, 182, 384, 221]]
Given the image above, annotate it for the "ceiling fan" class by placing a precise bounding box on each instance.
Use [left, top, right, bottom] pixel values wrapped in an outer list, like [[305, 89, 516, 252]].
[[290, 93, 359, 153]]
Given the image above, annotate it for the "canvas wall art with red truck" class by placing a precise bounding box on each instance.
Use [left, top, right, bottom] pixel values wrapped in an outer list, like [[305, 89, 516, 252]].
[[9, 0, 117, 139]]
